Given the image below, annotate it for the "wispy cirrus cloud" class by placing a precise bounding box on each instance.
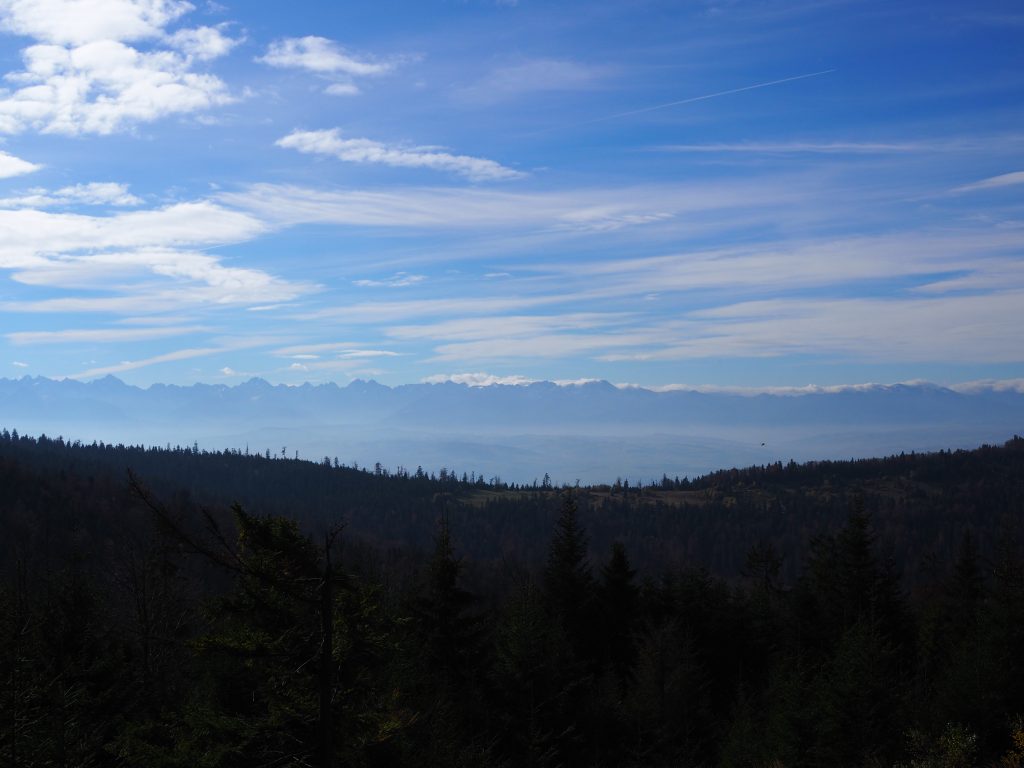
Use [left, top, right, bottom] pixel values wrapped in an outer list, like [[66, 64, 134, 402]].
[[455, 58, 611, 104], [273, 344, 399, 359], [388, 313, 630, 343], [302, 295, 561, 323], [276, 129, 526, 181], [338, 349, 399, 359], [655, 133, 1024, 156], [397, 314, 649, 362], [0, 182, 141, 208], [658, 141, 939, 154], [68, 338, 268, 380], [282, 352, 396, 375], [535, 70, 835, 134], [273, 341, 369, 357], [950, 170, 1024, 194], [353, 271, 426, 288], [220, 179, 789, 231], [599, 291, 1024, 365], [536, 229, 1024, 299], [394, 290, 1024, 369], [8, 325, 203, 345]]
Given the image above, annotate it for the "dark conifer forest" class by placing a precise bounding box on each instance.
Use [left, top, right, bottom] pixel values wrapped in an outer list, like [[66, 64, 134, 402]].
[[1, 428, 1023, 766]]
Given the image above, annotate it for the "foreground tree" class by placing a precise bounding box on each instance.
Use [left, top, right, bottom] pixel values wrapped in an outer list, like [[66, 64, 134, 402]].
[[401, 515, 493, 767], [127, 481, 408, 767]]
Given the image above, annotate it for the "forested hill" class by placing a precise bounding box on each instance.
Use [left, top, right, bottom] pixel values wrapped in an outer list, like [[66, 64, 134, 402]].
[[2, 429, 1024, 766], [1, 427, 1021, 584]]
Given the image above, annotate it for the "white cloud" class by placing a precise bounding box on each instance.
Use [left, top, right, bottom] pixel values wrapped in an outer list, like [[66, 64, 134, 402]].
[[68, 339, 265, 379], [599, 292, 1024, 365], [951, 170, 1024, 193], [11, 360, 28, 367], [324, 82, 359, 96], [353, 271, 426, 288], [8, 325, 202, 344], [657, 141, 936, 154], [558, 208, 674, 233], [0, 201, 267, 271], [539, 229, 1024, 299], [0, 0, 192, 45], [401, 291, 1024, 367], [220, 181, 753, 230], [259, 36, 393, 76], [11, 248, 309, 307], [0, 1, 238, 135], [0, 201, 313, 312], [276, 129, 525, 182], [166, 24, 239, 61], [950, 378, 1024, 394], [0, 149, 41, 177], [456, 58, 609, 104], [303, 295, 560, 323], [389, 313, 628, 342], [337, 349, 398, 359], [421, 372, 607, 387], [270, 343, 399, 366], [430, 331, 652, 362], [422, 372, 535, 387], [258, 36, 398, 98], [617, 381, 946, 396], [0, 181, 142, 208], [272, 341, 364, 357]]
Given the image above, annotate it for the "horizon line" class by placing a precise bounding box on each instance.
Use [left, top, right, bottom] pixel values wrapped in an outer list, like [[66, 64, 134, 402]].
[[3, 373, 1024, 397]]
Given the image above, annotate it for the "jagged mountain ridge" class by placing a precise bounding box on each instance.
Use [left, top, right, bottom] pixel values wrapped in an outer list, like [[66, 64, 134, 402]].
[[1, 375, 1022, 482]]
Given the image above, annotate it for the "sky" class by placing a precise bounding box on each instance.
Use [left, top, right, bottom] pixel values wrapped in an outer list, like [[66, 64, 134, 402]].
[[0, 0, 1021, 389]]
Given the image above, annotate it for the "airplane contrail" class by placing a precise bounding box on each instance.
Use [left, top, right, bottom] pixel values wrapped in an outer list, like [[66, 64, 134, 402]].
[[532, 69, 836, 134]]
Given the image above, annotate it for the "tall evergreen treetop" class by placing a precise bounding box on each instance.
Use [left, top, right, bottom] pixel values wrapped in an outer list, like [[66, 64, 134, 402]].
[[543, 491, 593, 615]]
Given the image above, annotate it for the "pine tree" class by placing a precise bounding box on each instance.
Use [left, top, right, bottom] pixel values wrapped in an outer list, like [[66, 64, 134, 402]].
[[492, 581, 572, 768], [598, 542, 639, 691], [129, 479, 410, 767], [402, 516, 491, 766], [543, 491, 595, 662], [799, 499, 910, 765]]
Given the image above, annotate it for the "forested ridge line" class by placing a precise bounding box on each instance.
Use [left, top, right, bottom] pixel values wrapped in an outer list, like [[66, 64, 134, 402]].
[[1, 427, 1021, 583], [1, 429, 1023, 765]]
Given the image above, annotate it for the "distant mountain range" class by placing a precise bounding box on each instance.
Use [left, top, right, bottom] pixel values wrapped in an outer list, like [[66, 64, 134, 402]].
[[2, 376, 1022, 483]]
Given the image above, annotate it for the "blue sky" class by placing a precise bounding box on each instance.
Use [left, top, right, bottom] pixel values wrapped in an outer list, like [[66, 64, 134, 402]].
[[0, 0, 1021, 389]]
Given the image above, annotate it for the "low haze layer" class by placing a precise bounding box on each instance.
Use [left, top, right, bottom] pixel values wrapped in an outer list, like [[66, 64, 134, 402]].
[[4, 375, 1022, 483]]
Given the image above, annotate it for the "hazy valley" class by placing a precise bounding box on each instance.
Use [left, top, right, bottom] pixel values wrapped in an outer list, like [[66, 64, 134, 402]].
[[3, 375, 1022, 483]]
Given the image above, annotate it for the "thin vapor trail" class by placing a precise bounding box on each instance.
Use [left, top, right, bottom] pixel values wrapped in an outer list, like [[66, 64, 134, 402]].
[[532, 69, 836, 134]]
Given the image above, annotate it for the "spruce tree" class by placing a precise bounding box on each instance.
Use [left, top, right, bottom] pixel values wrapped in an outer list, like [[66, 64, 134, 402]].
[[598, 542, 639, 691], [543, 490, 594, 659]]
